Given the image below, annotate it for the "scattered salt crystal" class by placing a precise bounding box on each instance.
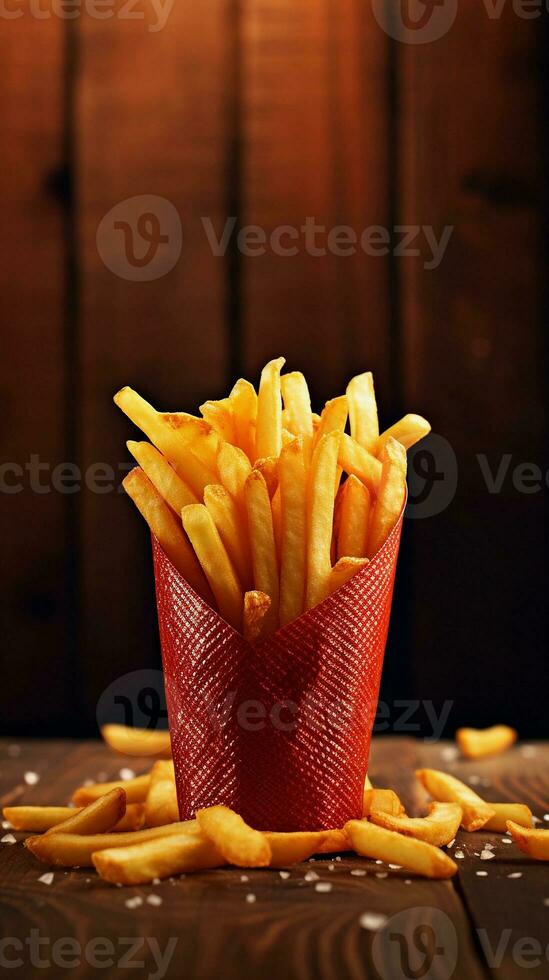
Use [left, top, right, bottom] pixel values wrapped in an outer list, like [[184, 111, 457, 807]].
[[125, 896, 143, 909], [7, 744, 21, 757], [441, 746, 459, 761], [245, 893, 256, 904], [533, 816, 542, 825], [119, 768, 135, 781], [315, 882, 332, 893], [152, 878, 161, 885], [327, 863, 335, 872], [38, 872, 53, 885], [2, 820, 12, 830], [359, 912, 388, 932], [454, 850, 465, 860], [335, 856, 342, 862], [521, 745, 536, 757], [508, 872, 522, 879], [375, 860, 383, 865], [404, 879, 412, 885], [24, 772, 39, 786], [279, 871, 290, 880], [476, 871, 488, 877], [543, 898, 549, 907], [304, 870, 319, 882], [240, 875, 249, 882], [351, 869, 367, 877], [447, 839, 455, 848], [389, 864, 402, 870], [147, 894, 163, 906], [83, 779, 94, 787], [1, 834, 16, 844], [468, 775, 481, 786], [481, 851, 495, 861], [483, 842, 495, 850], [375, 872, 388, 879], [502, 838, 512, 844], [544, 815, 549, 823]]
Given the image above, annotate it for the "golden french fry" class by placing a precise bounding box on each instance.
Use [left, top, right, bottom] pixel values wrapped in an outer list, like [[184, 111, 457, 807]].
[[144, 760, 179, 827], [204, 484, 253, 590], [229, 379, 257, 461], [72, 773, 151, 806], [25, 820, 200, 867], [255, 357, 285, 461], [182, 504, 243, 630], [243, 590, 271, 644], [101, 724, 172, 758], [111, 804, 146, 832], [484, 804, 533, 832], [93, 831, 224, 885], [265, 831, 327, 867], [217, 442, 252, 511], [45, 789, 126, 836], [254, 456, 279, 498], [336, 475, 370, 560], [371, 802, 463, 847], [329, 557, 369, 597], [367, 438, 407, 558], [346, 372, 379, 453], [363, 789, 405, 818], [305, 431, 341, 611], [374, 414, 431, 457], [200, 398, 235, 443], [281, 371, 314, 457], [197, 805, 271, 868], [506, 821, 549, 860], [271, 487, 282, 561], [3, 803, 144, 834], [416, 769, 496, 832], [245, 470, 279, 633], [315, 829, 351, 853], [315, 396, 348, 444], [456, 725, 518, 760], [345, 820, 457, 879], [126, 441, 197, 515], [279, 437, 307, 626], [123, 468, 212, 603], [338, 434, 382, 494]]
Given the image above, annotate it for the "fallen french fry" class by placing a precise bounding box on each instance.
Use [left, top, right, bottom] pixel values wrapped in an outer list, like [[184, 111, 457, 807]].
[[336, 475, 370, 560], [363, 789, 405, 818], [123, 468, 213, 603], [416, 769, 496, 832], [255, 357, 285, 461], [126, 441, 197, 515], [3, 803, 145, 834], [374, 414, 431, 457], [144, 760, 179, 827], [245, 470, 279, 633], [182, 504, 243, 631], [229, 379, 257, 461], [328, 557, 369, 597], [101, 724, 172, 758], [197, 805, 271, 868], [243, 590, 271, 644], [45, 789, 126, 836], [367, 438, 407, 558], [265, 831, 327, 867], [370, 802, 463, 847], [456, 725, 518, 760], [25, 820, 200, 867], [306, 431, 341, 611], [338, 433, 382, 494], [346, 372, 378, 453], [72, 773, 151, 806], [506, 821, 549, 860], [345, 819, 458, 879], [484, 803, 533, 832], [204, 484, 253, 590], [281, 371, 314, 458], [279, 437, 307, 626], [93, 831, 225, 885]]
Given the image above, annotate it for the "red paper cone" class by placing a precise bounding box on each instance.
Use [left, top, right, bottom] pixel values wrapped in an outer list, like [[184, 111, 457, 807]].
[[153, 510, 404, 832]]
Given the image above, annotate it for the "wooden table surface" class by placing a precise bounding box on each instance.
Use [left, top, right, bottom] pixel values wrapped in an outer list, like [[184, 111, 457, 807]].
[[1, 736, 548, 980]]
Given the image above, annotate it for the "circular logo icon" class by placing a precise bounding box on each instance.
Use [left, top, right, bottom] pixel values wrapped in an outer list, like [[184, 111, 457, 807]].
[[405, 433, 458, 520], [372, 907, 458, 980], [371, 0, 457, 44], [96, 195, 182, 281], [96, 669, 168, 734]]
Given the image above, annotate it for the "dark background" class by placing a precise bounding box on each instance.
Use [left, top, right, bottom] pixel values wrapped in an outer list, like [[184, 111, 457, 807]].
[[1, 1, 547, 738]]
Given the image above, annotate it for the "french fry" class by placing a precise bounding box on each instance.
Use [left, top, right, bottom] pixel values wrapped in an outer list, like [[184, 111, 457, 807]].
[[72, 773, 151, 806], [254, 456, 279, 498], [367, 438, 407, 558], [110, 804, 146, 832], [255, 357, 285, 461], [305, 431, 341, 611], [45, 789, 126, 836], [271, 487, 282, 560], [126, 441, 197, 515], [229, 379, 257, 461], [370, 802, 463, 847], [506, 821, 549, 860], [245, 470, 279, 633], [315, 829, 351, 853], [416, 769, 496, 832], [315, 396, 348, 443], [197, 805, 272, 868], [346, 372, 379, 453], [265, 831, 327, 867], [281, 371, 314, 457], [279, 437, 307, 626], [101, 724, 172, 758], [3, 803, 145, 834], [456, 725, 518, 760], [204, 484, 253, 589], [93, 831, 225, 885], [182, 504, 243, 631], [243, 590, 271, 644], [338, 434, 382, 494], [374, 414, 431, 457], [329, 557, 369, 597], [217, 442, 252, 511], [200, 398, 235, 443], [123, 469, 212, 603], [144, 760, 179, 827], [484, 804, 533, 832], [336, 475, 370, 560], [25, 820, 200, 867], [363, 789, 405, 818], [345, 820, 458, 879]]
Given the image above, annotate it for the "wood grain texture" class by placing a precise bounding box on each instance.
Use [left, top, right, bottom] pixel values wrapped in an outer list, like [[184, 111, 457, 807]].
[[3, 737, 548, 979]]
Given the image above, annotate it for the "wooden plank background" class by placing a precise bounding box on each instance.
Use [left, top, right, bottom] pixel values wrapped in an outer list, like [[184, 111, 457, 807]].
[[0, 2, 547, 735]]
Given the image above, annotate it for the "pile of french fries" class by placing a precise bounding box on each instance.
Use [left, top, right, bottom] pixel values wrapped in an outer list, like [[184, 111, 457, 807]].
[[116, 360, 431, 637], [5, 724, 547, 887]]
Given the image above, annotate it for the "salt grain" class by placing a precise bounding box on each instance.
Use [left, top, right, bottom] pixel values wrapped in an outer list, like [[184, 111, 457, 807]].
[[359, 912, 388, 932], [327, 863, 335, 872], [389, 864, 402, 870], [125, 896, 143, 909], [279, 871, 290, 880], [152, 878, 161, 885], [480, 850, 495, 861], [2, 820, 12, 830], [447, 839, 455, 848], [119, 768, 135, 782], [468, 775, 481, 786], [1, 834, 16, 844], [38, 872, 54, 885], [147, 894, 163, 907], [476, 871, 488, 877], [521, 745, 536, 757], [335, 856, 342, 862], [375, 872, 388, 879], [455, 850, 465, 860], [502, 838, 512, 844], [543, 898, 549, 907], [304, 870, 319, 882], [375, 860, 383, 865], [404, 879, 412, 885], [351, 869, 367, 877], [240, 875, 249, 882], [508, 872, 522, 879], [24, 772, 39, 786], [544, 815, 549, 823], [441, 746, 458, 761], [315, 882, 332, 893], [245, 893, 256, 904]]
